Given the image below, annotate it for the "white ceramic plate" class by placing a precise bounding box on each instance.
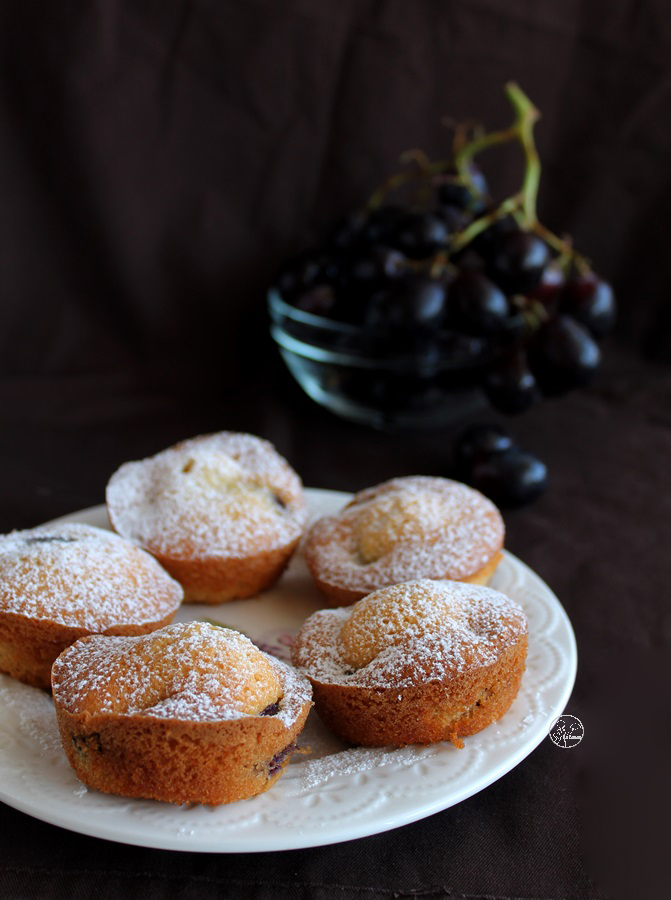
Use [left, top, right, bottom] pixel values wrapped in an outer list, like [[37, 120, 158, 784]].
[[0, 489, 576, 852]]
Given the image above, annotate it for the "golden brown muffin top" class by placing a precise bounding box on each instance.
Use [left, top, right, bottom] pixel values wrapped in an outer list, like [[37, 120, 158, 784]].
[[0, 522, 183, 629], [304, 476, 504, 594], [292, 579, 527, 689], [52, 621, 312, 723], [106, 432, 307, 560]]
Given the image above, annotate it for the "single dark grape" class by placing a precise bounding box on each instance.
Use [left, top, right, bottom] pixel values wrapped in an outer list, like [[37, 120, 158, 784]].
[[436, 330, 489, 368], [437, 181, 473, 211], [488, 229, 551, 294], [436, 162, 487, 212], [449, 244, 485, 272], [468, 447, 548, 507], [455, 423, 515, 473], [275, 249, 341, 301], [399, 275, 449, 330], [529, 315, 601, 395], [471, 214, 519, 263], [449, 269, 511, 335], [292, 284, 337, 317], [349, 255, 377, 286], [362, 204, 407, 243], [484, 350, 540, 414], [388, 212, 449, 259], [325, 211, 367, 251], [319, 254, 342, 286], [377, 246, 408, 280], [529, 262, 566, 316], [561, 272, 616, 339], [434, 203, 472, 233], [275, 252, 320, 300], [350, 246, 407, 287], [363, 274, 448, 336]]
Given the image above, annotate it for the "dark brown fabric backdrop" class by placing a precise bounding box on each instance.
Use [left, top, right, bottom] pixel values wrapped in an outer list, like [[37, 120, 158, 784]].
[[0, 3, 669, 899], [1, 0, 670, 381]]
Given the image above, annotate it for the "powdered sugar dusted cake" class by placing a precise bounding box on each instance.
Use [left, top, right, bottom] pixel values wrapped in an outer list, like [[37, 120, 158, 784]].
[[291, 579, 527, 747], [52, 621, 313, 805], [303, 476, 505, 605], [0, 522, 183, 689], [106, 431, 307, 604]]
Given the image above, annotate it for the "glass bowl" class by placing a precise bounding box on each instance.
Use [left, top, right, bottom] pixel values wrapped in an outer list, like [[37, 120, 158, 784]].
[[268, 289, 492, 429]]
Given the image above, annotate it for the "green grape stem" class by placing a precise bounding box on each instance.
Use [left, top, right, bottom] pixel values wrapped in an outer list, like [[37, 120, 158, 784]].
[[450, 82, 540, 246], [364, 82, 591, 274], [506, 81, 541, 227]]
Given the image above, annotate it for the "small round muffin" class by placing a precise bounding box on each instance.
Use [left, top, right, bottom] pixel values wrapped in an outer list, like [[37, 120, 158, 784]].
[[291, 579, 527, 747], [0, 523, 183, 690], [52, 621, 312, 805], [106, 431, 307, 604], [303, 476, 505, 605]]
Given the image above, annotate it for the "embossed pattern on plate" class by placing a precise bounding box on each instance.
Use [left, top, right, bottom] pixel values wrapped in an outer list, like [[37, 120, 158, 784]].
[[0, 489, 576, 851]]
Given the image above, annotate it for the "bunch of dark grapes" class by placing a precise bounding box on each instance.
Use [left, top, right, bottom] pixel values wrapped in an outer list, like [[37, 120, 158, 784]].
[[272, 85, 616, 505], [275, 178, 615, 409]]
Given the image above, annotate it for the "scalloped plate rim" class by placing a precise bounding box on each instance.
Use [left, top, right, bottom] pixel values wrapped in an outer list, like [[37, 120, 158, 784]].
[[0, 488, 577, 852]]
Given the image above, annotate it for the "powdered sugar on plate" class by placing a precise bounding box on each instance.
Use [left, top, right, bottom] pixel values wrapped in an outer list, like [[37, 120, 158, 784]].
[[291, 744, 440, 793]]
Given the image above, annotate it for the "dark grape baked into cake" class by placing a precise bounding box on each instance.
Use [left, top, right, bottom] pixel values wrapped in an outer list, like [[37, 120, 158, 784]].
[[52, 621, 313, 805]]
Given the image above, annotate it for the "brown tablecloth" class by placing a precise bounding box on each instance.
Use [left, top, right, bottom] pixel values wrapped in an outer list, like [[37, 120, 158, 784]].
[[0, 343, 667, 899], [1, 2, 669, 897]]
